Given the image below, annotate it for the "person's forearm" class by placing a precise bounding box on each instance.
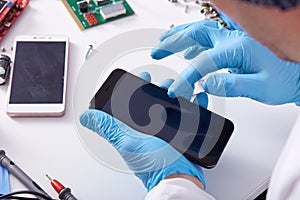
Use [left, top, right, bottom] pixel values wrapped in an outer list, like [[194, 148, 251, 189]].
[[166, 173, 205, 190]]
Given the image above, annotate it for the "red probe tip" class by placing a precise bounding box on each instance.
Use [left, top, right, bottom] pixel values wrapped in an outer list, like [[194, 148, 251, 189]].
[[46, 174, 65, 193]]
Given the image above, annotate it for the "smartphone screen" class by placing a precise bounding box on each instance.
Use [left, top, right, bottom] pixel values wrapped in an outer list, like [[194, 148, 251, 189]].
[[90, 69, 234, 168], [9, 41, 66, 104]]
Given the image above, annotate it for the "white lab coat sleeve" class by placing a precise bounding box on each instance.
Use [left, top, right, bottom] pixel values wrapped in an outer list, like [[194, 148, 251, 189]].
[[267, 115, 300, 200], [145, 178, 216, 200]]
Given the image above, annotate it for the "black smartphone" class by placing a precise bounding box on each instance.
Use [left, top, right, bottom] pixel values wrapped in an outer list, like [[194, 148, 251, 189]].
[[90, 69, 234, 168]]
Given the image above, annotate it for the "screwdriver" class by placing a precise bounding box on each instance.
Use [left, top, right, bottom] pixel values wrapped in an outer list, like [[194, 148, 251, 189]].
[[46, 175, 77, 200]]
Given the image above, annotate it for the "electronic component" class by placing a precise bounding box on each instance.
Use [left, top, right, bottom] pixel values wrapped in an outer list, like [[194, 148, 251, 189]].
[[4, 11, 14, 27], [0, 54, 11, 85], [0, 0, 30, 41], [78, 1, 88, 13], [0, 1, 8, 13], [0, 23, 4, 34], [61, 0, 134, 30], [84, 12, 98, 26], [93, 0, 109, 6], [200, 1, 229, 29], [100, 2, 126, 20]]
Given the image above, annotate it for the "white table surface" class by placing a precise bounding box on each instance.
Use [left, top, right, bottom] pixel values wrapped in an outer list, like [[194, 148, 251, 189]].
[[0, 0, 299, 199]]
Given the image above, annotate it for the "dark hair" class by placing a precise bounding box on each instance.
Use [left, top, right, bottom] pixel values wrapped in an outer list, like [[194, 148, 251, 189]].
[[238, 0, 300, 10]]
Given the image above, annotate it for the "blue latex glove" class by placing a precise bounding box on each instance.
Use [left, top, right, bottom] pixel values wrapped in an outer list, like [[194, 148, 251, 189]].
[[80, 73, 207, 191], [0, 165, 10, 195], [151, 20, 300, 105]]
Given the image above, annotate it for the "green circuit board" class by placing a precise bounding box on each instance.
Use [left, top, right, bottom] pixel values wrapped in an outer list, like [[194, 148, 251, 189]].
[[62, 0, 134, 30]]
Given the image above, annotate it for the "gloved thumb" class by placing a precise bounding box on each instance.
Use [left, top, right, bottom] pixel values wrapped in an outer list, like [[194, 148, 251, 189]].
[[80, 110, 125, 145], [202, 73, 258, 98]]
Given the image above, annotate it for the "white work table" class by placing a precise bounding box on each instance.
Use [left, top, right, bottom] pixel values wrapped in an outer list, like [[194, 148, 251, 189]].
[[0, 0, 299, 199]]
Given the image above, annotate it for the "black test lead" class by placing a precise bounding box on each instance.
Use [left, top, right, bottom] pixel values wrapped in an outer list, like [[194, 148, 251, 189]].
[[0, 150, 52, 200], [46, 174, 78, 200]]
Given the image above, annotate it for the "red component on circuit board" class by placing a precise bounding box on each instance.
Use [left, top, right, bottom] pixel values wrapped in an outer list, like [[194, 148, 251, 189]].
[[0, 0, 30, 41], [84, 12, 98, 26], [84, 13, 92, 26], [90, 13, 98, 25]]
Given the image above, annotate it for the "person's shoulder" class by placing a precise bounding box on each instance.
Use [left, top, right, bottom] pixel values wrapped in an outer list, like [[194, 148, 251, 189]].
[[267, 115, 300, 200]]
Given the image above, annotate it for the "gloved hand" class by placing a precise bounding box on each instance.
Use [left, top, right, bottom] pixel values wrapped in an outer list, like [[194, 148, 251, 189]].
[[80, 72, 207, 191], [151, 20, 300, 105]]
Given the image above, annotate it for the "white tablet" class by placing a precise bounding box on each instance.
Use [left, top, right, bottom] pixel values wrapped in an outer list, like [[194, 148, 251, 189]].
[[6, 35, 69, 117]]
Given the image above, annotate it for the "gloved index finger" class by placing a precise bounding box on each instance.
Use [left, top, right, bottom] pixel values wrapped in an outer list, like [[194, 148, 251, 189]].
[[159, 22, 195, 42], [168, 40, 247, 99], [151, 32, 200, 60]]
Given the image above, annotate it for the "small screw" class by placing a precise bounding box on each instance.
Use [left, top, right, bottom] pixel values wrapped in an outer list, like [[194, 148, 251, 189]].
[[85, 44, 93, 59], [1, 47, 6, 52], [185, 5, 189, 13]]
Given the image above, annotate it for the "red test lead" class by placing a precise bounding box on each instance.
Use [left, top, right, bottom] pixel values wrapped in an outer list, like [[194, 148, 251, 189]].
[[46, 175, 77, 200]]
